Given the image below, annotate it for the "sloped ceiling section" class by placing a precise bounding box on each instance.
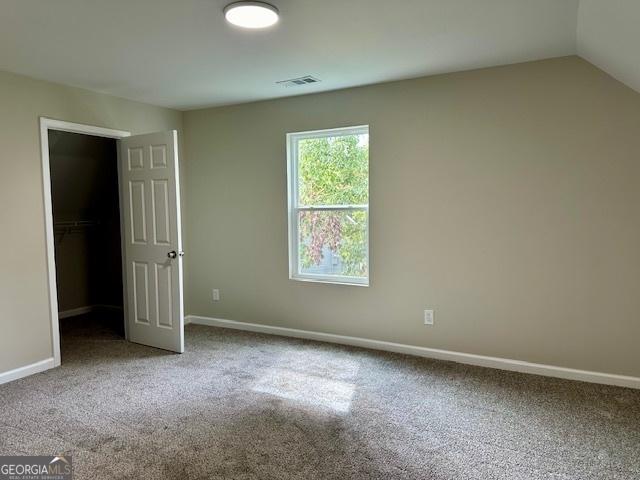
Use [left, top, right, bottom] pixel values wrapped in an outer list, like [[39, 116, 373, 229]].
[[577, 0, 640, 94]]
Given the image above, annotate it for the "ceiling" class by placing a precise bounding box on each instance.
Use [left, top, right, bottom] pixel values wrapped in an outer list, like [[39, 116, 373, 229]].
[[0, 1, 636, 111]]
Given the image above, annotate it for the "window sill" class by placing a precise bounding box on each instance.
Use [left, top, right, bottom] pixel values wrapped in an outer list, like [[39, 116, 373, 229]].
[[289, 275, 369, 287]]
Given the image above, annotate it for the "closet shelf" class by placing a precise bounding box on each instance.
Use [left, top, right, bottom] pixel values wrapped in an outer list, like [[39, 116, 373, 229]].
[[54, 221, 102, 244], [54, 220, 101, 229]]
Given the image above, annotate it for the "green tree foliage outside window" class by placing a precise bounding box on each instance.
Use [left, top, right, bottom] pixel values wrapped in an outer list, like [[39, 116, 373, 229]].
[[297, 133, 369, 277]]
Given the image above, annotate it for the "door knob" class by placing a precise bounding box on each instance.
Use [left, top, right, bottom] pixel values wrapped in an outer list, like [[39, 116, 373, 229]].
[[168, 250, 177, 259]]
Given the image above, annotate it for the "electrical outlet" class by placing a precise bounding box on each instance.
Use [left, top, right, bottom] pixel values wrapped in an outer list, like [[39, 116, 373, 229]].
[[424, 309, 434, 326], [212, 289, 220, 302]]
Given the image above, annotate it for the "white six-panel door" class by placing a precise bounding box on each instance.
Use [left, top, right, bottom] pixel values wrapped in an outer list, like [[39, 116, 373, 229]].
[[118, 131, 184, 352]]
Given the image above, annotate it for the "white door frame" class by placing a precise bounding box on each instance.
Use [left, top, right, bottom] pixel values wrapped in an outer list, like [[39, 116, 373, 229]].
[[39, 117, 130, 367]]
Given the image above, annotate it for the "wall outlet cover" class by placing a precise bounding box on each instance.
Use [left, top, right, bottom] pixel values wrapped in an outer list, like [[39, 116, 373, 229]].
[[424, 309, 434, 325]]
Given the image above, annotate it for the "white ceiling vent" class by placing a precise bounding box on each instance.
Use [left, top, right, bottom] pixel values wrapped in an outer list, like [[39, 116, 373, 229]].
[[276, 75, 321, 87]]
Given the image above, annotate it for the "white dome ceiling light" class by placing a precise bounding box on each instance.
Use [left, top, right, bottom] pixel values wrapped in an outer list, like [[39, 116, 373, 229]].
[[224, 1, 279, 29]]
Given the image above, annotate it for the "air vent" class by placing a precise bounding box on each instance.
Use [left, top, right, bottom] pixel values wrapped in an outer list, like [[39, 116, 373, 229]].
[[276, 75, 321, 87]]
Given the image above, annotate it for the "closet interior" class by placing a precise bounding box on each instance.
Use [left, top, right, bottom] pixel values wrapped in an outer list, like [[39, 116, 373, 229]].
[[49, 130, 124, 343]]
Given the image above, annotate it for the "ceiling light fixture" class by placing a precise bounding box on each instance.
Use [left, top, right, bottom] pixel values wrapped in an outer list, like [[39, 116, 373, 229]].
[[224, 1, 279, 29]]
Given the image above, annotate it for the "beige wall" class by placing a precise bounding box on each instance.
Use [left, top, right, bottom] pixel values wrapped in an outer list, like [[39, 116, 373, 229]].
[[0, 70, 182, 372], [184, 56, 640, 378]]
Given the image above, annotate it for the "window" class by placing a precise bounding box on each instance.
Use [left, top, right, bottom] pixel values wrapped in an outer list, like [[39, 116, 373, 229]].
[[287, 125, 369, 286]]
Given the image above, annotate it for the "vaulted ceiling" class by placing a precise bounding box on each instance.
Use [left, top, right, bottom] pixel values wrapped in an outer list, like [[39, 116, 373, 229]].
[[0, 1, 637, 110]]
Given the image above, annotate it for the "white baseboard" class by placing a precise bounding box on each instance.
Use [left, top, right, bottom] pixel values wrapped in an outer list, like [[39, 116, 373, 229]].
[[58, 306, 93, 319], [185, 315, 640, 390], [58, 304, 123, 319], [0, 358, 56, 385]]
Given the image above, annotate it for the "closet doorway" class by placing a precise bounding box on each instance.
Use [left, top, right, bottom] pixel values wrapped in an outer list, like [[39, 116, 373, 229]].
[[49, 128, 125, 352]]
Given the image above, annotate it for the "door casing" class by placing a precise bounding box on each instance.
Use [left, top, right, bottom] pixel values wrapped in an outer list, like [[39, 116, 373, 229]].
[[39, 117, 130, 366]]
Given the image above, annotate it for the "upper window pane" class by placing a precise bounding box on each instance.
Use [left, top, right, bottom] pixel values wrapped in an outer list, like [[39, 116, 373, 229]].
[[297, 131, 369, 206]]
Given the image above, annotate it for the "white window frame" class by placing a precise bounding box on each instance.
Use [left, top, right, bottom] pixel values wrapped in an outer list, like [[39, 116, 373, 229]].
[[287, 125, 370, 286]]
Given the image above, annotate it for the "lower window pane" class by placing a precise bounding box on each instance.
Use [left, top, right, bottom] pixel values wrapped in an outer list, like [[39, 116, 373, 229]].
[[298, 210, 368, 279]]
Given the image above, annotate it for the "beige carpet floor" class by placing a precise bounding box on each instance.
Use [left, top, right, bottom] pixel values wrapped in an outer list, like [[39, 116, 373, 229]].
[[1, 313, 639, 479]]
